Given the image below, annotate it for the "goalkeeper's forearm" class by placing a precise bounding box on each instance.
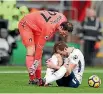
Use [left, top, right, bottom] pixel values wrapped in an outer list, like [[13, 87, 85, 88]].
[[45, 66, 67, 84]]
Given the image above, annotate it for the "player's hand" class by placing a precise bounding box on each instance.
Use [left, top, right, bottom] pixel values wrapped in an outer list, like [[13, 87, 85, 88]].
[[64, 71, 70, 77], [63, 63, 69, 77], [46, 59, 52, 68], [46, 59, 60, 69], [46, 59, 54, 68], [46, 59, 51, 63], [63, 62, 69, 68]]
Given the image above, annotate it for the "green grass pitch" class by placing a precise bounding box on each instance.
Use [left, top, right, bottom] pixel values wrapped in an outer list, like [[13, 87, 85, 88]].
[[0, 66, 102, 93]]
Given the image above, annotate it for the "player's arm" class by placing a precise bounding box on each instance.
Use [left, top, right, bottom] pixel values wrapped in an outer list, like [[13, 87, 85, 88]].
[[46, 60, 60, 70], [44, 54, 66, 85], [64, 63, 77, 77], [64, 53, 79, 77], [45, 53, 61, 77], [46, 54, 63, 70]]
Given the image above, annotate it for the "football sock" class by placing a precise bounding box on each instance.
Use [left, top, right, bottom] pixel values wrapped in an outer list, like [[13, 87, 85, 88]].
[[35, 69, 41, 79], [35, 60, 41, 79], [29, 73, 35, 81], [26, 55, 35, 81], [36, 61, 41, 79], [45, 66, 67, 84]]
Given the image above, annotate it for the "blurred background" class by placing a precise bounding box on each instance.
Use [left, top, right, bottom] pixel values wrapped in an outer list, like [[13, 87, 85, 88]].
[[0, 0, 103, 67]]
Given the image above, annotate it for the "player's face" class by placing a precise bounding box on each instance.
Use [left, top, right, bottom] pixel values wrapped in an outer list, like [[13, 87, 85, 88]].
[[58, 26, 69, 37], [59, 30, 68, 37], [0, 29, 8, 38], [57, 48, 68, 57]]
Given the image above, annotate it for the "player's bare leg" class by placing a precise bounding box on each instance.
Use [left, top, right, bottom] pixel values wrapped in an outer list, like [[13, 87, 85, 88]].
[[26, 45, 39, 84], [34, 37, 46, 85], [33, 48, 43, 85], [18, 21, 38, 84]]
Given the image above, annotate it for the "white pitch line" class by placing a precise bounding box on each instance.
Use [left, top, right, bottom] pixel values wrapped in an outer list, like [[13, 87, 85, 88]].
[[0, 70, 103, 73], [0, 93, 103, 94], [84, 70, 103, 73], [0, 70, 28, 73]]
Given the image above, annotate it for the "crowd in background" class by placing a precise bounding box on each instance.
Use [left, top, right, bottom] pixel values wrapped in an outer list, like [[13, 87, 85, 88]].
[[0, 1, 103, 66], [78, 8, 102, 66], [0, 1, 29, 37], [0, 1, 25, 65]]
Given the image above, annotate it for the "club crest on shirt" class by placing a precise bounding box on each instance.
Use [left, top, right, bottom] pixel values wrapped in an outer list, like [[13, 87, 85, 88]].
[[73, 55, 78, 60], [45, 36, 49, 40]]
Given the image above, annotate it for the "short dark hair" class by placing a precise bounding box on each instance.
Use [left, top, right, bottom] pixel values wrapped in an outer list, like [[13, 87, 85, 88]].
[[60, 21, 73, 32], [53, 41, 68, 53]]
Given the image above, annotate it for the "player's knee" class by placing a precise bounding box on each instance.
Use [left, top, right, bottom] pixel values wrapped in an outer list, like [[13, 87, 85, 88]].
[[70, 83, 80, 88], [68, 78, 80, 88], [57, 66, 67, 78], [73, 84, 79, 88], [27, 46, 35, 55]]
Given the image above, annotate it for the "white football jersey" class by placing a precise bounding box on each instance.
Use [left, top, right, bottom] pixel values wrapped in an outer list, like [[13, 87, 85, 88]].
[[45, 55, 58, 78], [64, 48, 85, 84]]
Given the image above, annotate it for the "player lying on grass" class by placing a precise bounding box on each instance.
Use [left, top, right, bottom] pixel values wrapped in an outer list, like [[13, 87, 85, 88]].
[[43, 41, 85, 88]]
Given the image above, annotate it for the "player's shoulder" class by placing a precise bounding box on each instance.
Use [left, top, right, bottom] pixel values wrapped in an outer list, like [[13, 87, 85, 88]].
[[51, 53, 60, 63], [52, 54, 58, 60], [74, 49, 82, 53], [56, 54, 62, 58], [52, 53, 61, 58], [70, 48, 83, 57], [56, 12, 66, 17]]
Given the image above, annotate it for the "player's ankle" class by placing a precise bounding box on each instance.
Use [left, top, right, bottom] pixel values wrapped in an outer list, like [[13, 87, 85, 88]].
[[44, 84, 49, 86]]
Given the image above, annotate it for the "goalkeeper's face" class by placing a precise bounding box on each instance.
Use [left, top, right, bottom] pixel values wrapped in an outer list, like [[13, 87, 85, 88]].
[[58, 26, 69, 38], [59, 29, 69, 38], [59, 21, 73, 38]]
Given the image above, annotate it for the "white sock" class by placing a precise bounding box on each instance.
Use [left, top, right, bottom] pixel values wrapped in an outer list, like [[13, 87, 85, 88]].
[[45, 66, 67, 84]]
